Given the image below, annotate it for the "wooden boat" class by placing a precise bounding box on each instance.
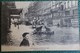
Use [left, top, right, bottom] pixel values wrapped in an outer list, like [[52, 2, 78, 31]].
[[33, 31, 54, 35]]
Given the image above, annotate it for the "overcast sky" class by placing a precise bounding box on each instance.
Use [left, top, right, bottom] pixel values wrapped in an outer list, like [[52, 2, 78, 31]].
[[15, 2, 31, 9]]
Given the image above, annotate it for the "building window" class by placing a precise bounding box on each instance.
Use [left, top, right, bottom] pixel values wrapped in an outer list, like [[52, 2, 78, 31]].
[[73, 9, 78, 15], [65, 11, 70, 15], [72, 1, 76, 7], [75, 1, 78, 6], [60, 5, 64, 10], [65, 1, 68, 8], [69, 1, 72, 7]]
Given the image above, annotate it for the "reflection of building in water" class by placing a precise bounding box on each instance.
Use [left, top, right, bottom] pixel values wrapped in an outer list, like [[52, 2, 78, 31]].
[[27, 1, 78, 27]]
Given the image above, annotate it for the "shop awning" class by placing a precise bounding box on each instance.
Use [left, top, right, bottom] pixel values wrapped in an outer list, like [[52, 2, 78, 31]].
[[10, 8, 22, 15]]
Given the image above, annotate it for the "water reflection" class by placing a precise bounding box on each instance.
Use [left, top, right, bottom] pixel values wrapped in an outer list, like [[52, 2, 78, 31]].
[[7, 33, 14, 45], [33, 27, 79, 45]]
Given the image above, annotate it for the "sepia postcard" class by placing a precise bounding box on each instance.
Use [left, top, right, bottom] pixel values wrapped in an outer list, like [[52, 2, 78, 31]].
[[1, 0, 80, 51]]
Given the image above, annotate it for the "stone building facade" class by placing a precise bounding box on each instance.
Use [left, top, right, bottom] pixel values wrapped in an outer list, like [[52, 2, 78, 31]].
[[27, 0, 78, 27]]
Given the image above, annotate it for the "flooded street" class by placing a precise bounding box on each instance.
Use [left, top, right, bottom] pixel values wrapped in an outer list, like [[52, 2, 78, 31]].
[[34, 26, 79, 45], [9, 23, 79, 46], [10, 23, 34, 46], [2, 23, 80, 51], [1, 1, 79, 52]]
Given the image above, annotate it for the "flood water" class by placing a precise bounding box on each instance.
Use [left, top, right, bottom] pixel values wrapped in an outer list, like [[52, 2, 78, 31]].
[[7, 24, 79, 46], [33, 26, 79, 45]]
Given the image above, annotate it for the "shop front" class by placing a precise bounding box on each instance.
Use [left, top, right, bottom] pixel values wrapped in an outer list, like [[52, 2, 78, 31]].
[[60, 18, 72, 27]]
